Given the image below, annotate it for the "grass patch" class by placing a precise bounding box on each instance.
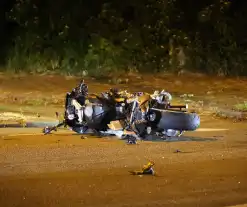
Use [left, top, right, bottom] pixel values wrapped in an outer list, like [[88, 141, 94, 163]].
[[0, 112, 27, 126], [0, 94, 64, 106], [212, 107, 247, 122], [233, 102, 247, 112]]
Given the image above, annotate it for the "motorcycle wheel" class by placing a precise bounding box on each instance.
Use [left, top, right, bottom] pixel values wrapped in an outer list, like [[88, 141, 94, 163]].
[[149, 110, 200, 131]]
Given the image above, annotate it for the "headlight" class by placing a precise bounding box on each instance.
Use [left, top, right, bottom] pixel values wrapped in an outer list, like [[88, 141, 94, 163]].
[[164, 93, 172, 101], [68, 114, 75, 120]]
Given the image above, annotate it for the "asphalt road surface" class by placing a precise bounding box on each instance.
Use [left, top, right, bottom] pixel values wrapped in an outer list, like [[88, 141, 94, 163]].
[[0, 114, 247, 207]]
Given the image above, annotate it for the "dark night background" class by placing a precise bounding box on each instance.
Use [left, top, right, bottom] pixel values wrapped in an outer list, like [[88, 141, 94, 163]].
[[0, 0, 247, 76]]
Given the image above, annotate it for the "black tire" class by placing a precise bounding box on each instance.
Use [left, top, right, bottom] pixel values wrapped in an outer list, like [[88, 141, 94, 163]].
[[150, 109, 200, 131]]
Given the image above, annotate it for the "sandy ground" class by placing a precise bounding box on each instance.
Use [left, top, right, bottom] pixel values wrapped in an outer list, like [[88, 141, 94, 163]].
[[1, 74, 247, 207]]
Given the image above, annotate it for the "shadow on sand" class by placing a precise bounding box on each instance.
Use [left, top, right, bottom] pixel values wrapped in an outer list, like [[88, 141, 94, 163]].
[[0, 123, 218, 143], [73, 133, 218, 143], [143, 135, 217, 142]]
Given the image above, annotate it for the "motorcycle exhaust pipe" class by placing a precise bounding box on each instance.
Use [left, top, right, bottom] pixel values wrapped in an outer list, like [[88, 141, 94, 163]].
[[168, 104, 188, 110]]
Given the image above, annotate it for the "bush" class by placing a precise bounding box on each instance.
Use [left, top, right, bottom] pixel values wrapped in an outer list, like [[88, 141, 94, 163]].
[[3, 0, 247, 76], [83, 35, 126, 77]]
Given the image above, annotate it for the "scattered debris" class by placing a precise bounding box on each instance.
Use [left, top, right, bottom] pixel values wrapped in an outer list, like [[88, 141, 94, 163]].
[[129, 161, 155, 176], [126, 135, 137, 144], [180, 94, 194, 98], [43, 126, 57, 135]]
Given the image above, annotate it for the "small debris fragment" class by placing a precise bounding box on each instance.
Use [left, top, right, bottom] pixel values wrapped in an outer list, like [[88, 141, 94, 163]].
[[180, 93, 194, 98], [174, 149, 182, 153], [126, 135, 137, 144], [129, 161, 155, 176]]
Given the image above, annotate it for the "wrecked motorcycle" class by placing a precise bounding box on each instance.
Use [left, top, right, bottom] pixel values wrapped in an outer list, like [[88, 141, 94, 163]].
[[43, 82, 200, 140], [123, 91, 200, 139], [43, 83, 130, 136]]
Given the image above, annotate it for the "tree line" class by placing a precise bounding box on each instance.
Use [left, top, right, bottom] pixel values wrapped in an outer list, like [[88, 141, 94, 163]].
[[0, 0, 246, 76]]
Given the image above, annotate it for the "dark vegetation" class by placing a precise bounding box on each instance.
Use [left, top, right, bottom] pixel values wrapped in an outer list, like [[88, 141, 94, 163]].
[[0, 0, 247, 76]]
